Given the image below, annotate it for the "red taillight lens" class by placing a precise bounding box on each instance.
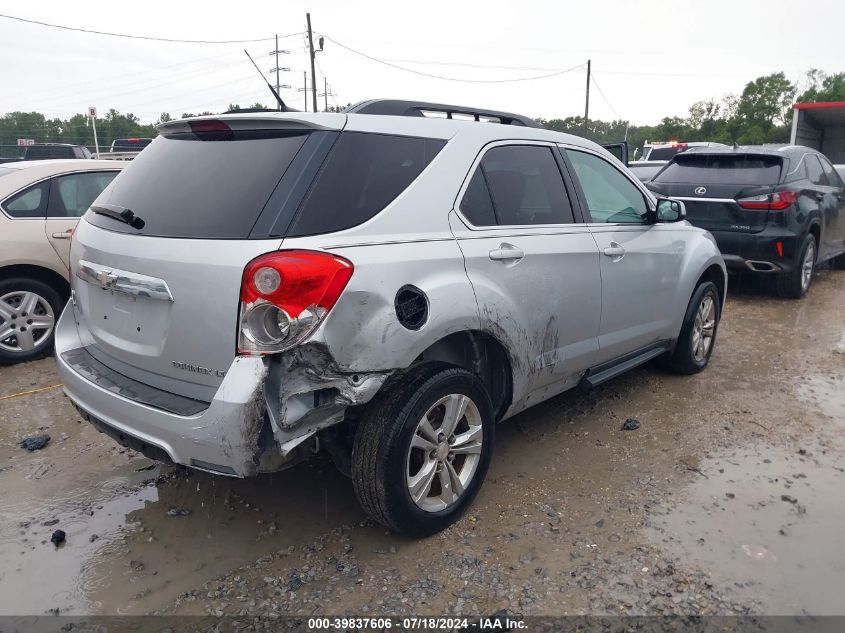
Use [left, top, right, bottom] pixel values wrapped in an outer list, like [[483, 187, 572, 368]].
[[737, 191, 799, 210], [238, 250, 354, 355]]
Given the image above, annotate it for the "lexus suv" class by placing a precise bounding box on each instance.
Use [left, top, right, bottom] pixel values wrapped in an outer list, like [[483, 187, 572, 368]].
[[55, 100, 726, 535], [647, 146, 845, 298]]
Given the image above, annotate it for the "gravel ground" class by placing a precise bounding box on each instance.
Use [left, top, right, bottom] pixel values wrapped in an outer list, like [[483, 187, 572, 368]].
[[1, 270, 843, 622]]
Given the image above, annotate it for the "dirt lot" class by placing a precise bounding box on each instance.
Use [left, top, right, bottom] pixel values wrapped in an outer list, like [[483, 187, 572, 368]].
[[1, 271, 843, 619]]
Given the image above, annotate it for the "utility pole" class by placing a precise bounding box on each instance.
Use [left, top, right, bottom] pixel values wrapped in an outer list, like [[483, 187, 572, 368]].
[[275, 35, 280, 107], [306, 13, 318, 114], [299, 71, 308, 112], [583, 59, 591, 135], [269, 36, 290, 111], [319, 80, 337, 112]]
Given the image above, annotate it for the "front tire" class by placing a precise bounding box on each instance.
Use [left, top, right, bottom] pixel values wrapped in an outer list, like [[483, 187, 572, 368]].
[[777, 234, 816, 298], [352, 365, 495, 536], [0, 278, 63, 366], [663, 281, 721, 375]]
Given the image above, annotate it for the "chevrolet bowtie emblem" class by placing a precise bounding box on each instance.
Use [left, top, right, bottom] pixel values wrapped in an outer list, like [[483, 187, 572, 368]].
[[96, 270, 118, 287]]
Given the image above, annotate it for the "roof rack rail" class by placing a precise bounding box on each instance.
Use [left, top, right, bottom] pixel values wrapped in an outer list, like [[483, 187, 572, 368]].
[[344, 99, 539, 128]]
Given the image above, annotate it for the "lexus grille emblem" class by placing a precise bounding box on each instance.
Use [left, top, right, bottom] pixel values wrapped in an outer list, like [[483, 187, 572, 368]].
[[695, 186, 707, 196]]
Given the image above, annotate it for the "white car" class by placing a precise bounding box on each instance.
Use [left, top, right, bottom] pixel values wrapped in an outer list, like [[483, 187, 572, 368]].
[[0, 160, 124, 364]]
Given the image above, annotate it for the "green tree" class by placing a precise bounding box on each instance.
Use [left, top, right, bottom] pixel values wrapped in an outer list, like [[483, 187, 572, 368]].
[[736, 72, 796, 132], [797, 71, 845, 102]]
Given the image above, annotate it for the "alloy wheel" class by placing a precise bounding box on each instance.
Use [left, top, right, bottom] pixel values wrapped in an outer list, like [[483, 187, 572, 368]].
[[690, 294, 716, 363], [406, 393, 484, 513]]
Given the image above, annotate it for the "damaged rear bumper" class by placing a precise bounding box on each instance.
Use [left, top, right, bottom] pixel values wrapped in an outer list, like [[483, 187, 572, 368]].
[[54, 309, 390, 477]]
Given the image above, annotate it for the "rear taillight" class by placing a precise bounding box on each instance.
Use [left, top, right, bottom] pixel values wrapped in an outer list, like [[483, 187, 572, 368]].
[[737, 191, 799, 210], [237, 250, 354, 355]]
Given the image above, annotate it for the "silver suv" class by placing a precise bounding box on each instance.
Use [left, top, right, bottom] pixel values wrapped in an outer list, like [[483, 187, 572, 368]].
[[56, 100, 726, 535]]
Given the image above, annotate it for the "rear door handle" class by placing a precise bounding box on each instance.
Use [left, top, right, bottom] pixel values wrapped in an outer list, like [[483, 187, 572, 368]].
[[603, 242, 625, 259], [489, 244, 524, 262], [51, 230, 73, 239]]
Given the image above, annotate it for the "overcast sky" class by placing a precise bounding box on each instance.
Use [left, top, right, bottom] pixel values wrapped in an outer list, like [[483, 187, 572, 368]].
[[0, 0, 841, 126]]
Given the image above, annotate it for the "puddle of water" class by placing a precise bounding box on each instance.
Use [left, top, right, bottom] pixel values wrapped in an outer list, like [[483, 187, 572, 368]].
[[646, 443, 845, 615], [0, 462, 157, 615], [795, 374, 845, 423]]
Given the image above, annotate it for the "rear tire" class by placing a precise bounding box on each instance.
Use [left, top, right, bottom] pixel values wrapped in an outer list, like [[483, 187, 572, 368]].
[[662, 281, 720, 375], [351, 365, 494, 536], [777, 234, 816, 298], [0, 278, 64, 366]]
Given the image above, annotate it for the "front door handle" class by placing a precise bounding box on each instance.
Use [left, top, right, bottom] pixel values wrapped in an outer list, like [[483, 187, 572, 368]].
[[51, 230, 73, 239], [489, 243, 524, 262], [603, 242, 625, 259]]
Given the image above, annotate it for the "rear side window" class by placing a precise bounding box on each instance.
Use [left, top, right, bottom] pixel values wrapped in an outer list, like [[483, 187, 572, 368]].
[[459, 145, 575, 226], [2, 180, 49, 218], [49, 171, 118, 217], [287, 133, 446, 237], [804, 155, 827, 186], [819, 156, 844, 188], [86, 132, 310, 238], [654, 154, 782, 186]]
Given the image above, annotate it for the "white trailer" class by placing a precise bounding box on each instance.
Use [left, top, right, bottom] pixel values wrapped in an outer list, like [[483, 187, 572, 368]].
[[790, 101, 845, 163]]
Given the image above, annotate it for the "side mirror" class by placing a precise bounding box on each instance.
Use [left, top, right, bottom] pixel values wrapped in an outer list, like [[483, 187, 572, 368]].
[[656, 198, 686, 222]]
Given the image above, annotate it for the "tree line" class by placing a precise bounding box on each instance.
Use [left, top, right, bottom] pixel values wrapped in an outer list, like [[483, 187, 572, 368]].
[[1, 71, 843, 158]]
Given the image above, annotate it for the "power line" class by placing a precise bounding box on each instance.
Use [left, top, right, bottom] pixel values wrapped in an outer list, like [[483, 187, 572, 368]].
[[590, 71, 623, 121], [0, 13, 300, 44], [320, 34, 586, 83]]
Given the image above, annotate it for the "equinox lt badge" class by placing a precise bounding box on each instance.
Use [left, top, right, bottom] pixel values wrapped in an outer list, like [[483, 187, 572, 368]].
[[171, 361, 226, 378]]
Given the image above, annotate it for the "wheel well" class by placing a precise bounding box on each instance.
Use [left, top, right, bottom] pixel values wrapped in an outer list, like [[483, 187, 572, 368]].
[[414, 331, 513, 420], [697, 264, 726, 307], [0, 264, 70, 302]]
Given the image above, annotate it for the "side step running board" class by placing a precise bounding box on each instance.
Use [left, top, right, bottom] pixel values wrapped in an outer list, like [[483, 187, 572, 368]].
[[579, 345, 668, 390]]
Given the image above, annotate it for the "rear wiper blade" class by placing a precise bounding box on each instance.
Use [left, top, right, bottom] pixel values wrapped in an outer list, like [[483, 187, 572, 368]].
[[90, 204, 145, 229]]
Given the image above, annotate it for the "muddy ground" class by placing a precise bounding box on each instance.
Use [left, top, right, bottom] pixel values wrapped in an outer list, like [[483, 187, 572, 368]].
[[1, 270, 843, 619]]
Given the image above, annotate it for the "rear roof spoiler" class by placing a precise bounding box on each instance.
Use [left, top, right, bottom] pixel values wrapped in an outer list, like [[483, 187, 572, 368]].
[[345, 99, 540, 128]]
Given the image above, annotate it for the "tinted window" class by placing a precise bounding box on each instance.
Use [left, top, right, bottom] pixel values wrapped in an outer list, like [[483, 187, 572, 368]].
[[25, 146, 75, 160], [2, 180, 49, 218], [653, 154, 782, 186], [819, 157, 843, 188], [648, 147, 684, 161], [805, 155, 827, 187], [49, 171, 118, 217], [86, 132, 309, 238], [460, 169, 497, 226], [461, 145, 574, 226], [628, 164, 664, 183], [566, 149, 648, 224], [288, 133, 446, 237], [111, 139, 153, 152]]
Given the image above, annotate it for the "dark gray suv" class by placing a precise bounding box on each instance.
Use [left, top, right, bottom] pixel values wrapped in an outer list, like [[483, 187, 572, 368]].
[[648, 146, 845, 297]]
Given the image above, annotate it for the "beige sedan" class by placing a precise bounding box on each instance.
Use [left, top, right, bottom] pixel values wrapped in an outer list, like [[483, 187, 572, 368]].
[[0, 159, 124, 364]]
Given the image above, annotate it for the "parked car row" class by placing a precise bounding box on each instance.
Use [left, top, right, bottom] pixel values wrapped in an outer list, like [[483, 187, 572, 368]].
[[3, 99, 842, 537]]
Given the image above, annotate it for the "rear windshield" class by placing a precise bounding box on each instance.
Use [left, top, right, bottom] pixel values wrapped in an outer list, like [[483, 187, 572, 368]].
[[647, 147, 684, 161], [25, 146, 74, 160], [86, 132, 309, 239], [111, 139, 153, 152], [653, 154, 783, 185]]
